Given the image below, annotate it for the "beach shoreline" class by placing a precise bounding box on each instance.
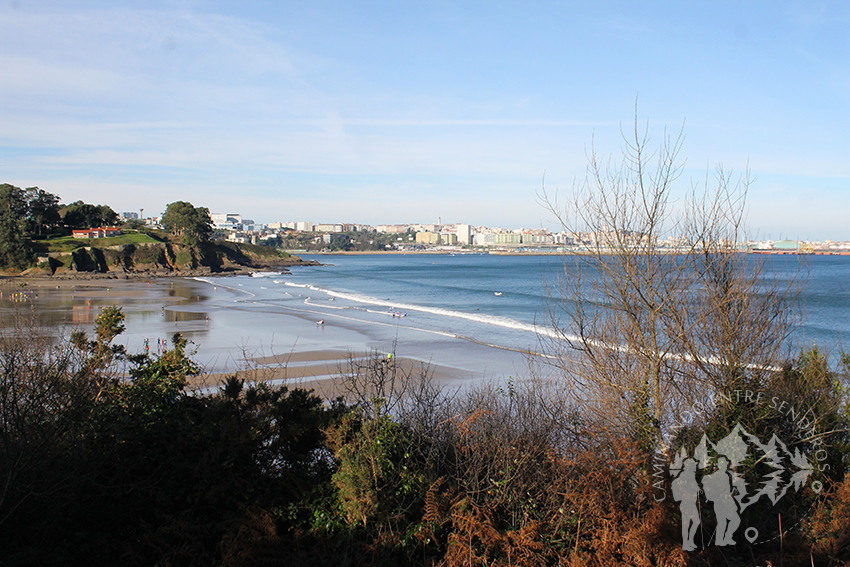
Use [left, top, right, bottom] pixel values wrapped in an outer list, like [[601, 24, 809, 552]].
[[0, 275, 506, 396]]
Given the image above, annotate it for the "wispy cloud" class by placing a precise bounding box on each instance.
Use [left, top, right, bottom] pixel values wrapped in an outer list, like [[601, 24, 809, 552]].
[[0, 2, 848, 238]]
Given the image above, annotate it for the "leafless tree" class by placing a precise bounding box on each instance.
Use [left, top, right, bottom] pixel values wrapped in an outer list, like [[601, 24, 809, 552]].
[[540, 111, 800, 448]]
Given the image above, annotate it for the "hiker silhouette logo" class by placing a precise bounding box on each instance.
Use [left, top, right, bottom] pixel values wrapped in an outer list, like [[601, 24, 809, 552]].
[[669, 423, 821, 550]]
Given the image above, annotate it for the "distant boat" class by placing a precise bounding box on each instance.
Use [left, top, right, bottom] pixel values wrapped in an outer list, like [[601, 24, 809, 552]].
[[494, 292, 503, 296]]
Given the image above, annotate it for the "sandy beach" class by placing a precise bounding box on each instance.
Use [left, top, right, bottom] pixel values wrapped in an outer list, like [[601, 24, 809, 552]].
[[0, 275, 512, 396]]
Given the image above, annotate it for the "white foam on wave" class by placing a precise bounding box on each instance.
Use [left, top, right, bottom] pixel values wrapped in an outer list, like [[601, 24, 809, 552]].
[[284, 282, 325, 293], [243, 298, 461, 341], [334, 288, 555, 335], [200, 277, 775, 370], [295, 287, 777, 370], [303, 298, 347, 310], [281, 280, 569, 341]]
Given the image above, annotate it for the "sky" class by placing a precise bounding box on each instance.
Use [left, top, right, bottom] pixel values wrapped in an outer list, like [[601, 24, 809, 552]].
[[1, 1, 848, 240]]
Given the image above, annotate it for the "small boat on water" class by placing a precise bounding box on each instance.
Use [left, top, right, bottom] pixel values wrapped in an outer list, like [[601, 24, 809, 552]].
[[494, 292, 503, 296]]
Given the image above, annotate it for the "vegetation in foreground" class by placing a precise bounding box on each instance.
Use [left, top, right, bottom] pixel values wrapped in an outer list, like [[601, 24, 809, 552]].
[[1, 306, 849, 567]]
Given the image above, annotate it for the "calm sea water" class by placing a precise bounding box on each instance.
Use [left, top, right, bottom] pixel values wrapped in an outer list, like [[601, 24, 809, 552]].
[[193, 253, 850, 372]]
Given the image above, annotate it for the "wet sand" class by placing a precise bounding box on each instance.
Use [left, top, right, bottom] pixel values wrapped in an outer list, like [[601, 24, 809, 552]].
[[196, 350, 466, 399]]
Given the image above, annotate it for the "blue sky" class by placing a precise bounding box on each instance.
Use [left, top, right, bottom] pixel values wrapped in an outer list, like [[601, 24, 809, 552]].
[[1, 1, 848, 239]]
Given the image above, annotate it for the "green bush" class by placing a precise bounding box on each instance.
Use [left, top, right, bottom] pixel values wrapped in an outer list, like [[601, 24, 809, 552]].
[[133, 245, 166, 265], [174, 248, 193, 267]]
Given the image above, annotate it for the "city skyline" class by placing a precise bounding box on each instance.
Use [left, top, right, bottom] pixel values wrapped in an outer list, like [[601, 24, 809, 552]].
[[165, 213, 850, 247], [1, 1, 848, 240]]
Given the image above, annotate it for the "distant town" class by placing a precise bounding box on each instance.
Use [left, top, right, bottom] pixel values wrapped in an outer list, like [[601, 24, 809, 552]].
[[118, 211, 850, 255]]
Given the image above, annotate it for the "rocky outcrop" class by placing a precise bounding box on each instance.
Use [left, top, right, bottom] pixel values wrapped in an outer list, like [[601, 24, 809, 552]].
[[27, 241, 317, 278]]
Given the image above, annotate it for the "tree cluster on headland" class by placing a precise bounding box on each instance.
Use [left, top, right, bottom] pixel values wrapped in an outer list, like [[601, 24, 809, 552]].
[[0, 186, 313, 276]]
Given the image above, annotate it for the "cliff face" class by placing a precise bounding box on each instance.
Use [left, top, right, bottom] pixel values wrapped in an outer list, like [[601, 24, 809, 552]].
[[27, 241, 316, 277]]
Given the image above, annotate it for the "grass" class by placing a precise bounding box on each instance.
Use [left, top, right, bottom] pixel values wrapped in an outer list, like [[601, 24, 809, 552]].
[[33, 232, 162, 253], [174, 249, 193, 266]]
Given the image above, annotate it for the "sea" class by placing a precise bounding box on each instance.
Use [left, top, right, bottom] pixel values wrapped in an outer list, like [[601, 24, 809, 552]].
[[177, 253, 850, 378]]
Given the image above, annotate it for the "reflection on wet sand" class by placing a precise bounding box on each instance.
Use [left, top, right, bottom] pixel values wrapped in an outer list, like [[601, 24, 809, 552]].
[[71, 305, 97, 324], [0, 277, 212, 339], [163, 310, 208, 323]]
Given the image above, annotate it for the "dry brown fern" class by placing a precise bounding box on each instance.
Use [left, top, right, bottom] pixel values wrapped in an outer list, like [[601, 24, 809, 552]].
[[804, 472, 850, 563], [423, 476, 446, 526], [440, 498, 507, 567]]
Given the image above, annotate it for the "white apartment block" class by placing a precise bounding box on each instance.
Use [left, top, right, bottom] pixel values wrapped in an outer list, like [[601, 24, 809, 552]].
[[455, 223, 473, 245], [211, 213, 242, 227], [474, 233, 496, 246]]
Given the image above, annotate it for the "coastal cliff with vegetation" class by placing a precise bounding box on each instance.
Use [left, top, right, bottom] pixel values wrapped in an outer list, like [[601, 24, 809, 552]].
[[0, 185, 315, 277], [26, 233, 315, 277]]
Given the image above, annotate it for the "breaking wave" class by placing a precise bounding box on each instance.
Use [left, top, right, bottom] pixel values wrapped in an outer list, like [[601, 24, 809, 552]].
[[280, 281, 570, 341]]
